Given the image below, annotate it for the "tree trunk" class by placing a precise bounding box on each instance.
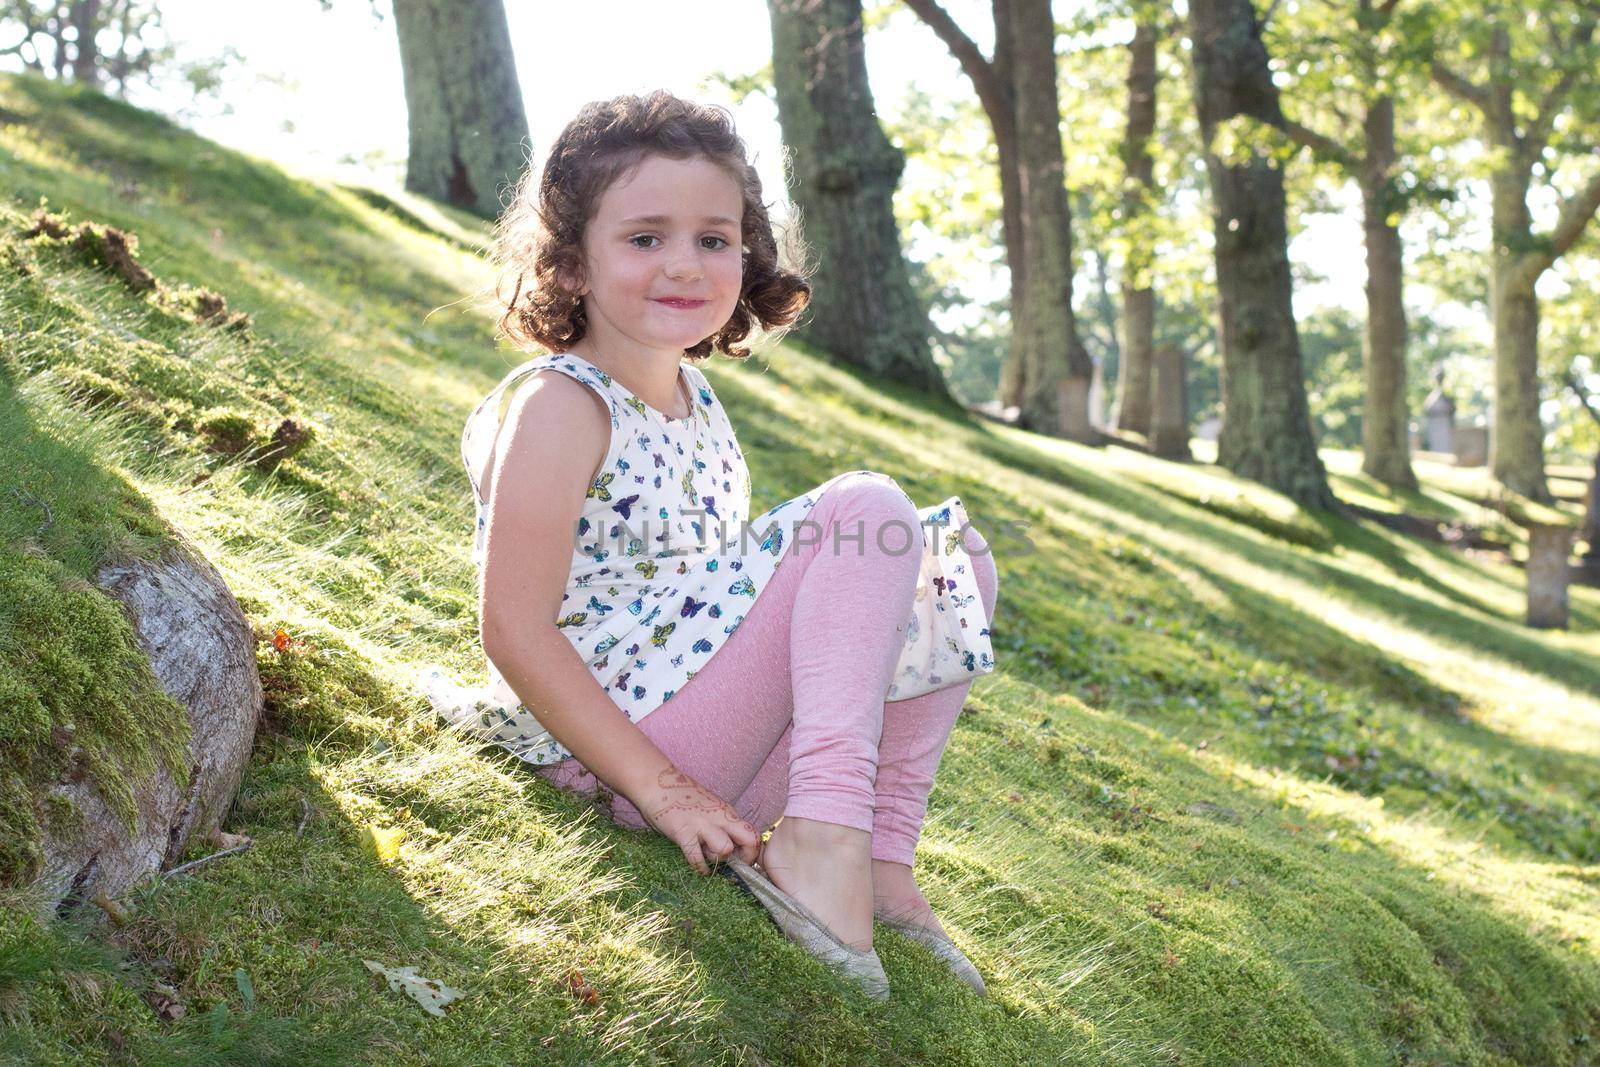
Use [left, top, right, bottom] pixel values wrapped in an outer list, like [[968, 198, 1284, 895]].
[[1358, 95, 1417, 490], [35, 543, 262, 914], [995, 116, 1028, 411], [1430, 18, 1600, 502], [68, 0, 103, 88], [391, 0, 531, 220], [767, 0, 952, 397], [1487, 164, 1551, 501], [1085, 248, 1121, 429], [1008, 0, 1095, 440], [1113, 19, 1158, 437], [992, 0, 1027, 412], [1579, 448, 1600, 577], [1474, 24, 1550, 501], [898, 0, 1043, 411], [1188, 0, 1337, 510]]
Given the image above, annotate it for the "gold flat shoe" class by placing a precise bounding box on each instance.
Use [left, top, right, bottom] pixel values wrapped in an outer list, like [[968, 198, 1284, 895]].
[[724, 858, 889, 1000], [876, 912, 988, 997]]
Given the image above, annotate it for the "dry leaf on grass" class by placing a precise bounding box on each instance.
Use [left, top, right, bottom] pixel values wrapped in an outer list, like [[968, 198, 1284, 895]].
[[564, 968, 600, 1006], [364, 824, 407, 864], [142, 980, 185, 1022], [208, 828, 252, 850], [363, 960, 465, 1017]]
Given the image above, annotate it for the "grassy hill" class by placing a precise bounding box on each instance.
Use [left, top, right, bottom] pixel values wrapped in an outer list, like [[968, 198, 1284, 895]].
[[1, 71, 1597, 1065]]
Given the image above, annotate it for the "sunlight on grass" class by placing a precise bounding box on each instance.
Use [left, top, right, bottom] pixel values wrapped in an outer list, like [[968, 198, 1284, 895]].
[[5, 70, 1599, 1063], [1217, 754, 1600, 960]]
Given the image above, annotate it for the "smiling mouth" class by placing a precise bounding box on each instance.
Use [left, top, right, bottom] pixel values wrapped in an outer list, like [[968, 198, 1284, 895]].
[[653, 298, 708, 309]]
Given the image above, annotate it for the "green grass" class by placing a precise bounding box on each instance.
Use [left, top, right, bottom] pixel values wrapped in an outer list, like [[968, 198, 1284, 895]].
[[1, 71, 1597, 1064]]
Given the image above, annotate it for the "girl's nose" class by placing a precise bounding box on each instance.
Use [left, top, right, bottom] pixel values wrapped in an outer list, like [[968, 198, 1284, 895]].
[[665, 241, 704, 281]]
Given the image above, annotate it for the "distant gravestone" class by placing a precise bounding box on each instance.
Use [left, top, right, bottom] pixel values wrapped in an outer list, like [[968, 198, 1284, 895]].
[[1423, 367, 1455, 454], [1453, 424, 1488, 467], [1525, 524, 1573, 628], [1148, 344, 1193, 460], [1087, 353, 1109, 432]]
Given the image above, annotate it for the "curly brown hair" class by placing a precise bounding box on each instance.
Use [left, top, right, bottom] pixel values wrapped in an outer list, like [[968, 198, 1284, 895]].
[[490, 90, 812, 362]]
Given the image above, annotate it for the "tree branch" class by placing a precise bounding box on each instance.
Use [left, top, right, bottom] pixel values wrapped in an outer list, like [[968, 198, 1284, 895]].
[[1430, 60, 1488, 112], [1564, 369, 1600, 429], [1518, 162, 1600, 283], [1526, 67, 1580, 151], [1281, 116, 1358, 170], [900, 0, 1009, 125], [1527, 15, 1596, 151]]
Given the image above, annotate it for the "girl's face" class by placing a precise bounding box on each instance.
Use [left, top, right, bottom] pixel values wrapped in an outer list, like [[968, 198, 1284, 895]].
[[573, 154, 746, 359]]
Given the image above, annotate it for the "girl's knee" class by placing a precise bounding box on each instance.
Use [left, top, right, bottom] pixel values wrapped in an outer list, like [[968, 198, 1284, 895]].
[[827, 470, 912, 510], [818, 471, 923, 556]]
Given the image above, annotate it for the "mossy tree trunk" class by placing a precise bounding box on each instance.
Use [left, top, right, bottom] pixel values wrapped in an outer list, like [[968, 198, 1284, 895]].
[[1112, 17, 1158, 438], [764, 0, 950, 396], [766, 0, 951, 398], [1275, 0, 1416, 490], [1357, 96, 1418, 491], [1431, 17, 1600, 503], [1188, 0, 1337, 510], [391, 0, 530, 220], [901, 0, 1095, 438], [1007, 0, 1094, 439], [27, 544, 262, 914]]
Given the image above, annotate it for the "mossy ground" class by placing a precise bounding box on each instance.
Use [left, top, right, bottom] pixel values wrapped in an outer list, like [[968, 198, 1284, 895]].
[[0, 364, 191, 887], [0, 71, 1597, 1064]]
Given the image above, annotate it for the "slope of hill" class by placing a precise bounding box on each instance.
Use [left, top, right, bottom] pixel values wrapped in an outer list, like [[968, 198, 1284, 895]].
[[2, 72, 1597, 1065]]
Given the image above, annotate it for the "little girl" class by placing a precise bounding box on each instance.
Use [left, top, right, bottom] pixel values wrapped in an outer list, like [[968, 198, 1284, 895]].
[[424, 91, 999, 999]]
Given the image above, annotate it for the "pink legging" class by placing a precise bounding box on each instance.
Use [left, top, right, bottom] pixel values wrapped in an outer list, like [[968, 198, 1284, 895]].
[[536, 471, 1001, 866]]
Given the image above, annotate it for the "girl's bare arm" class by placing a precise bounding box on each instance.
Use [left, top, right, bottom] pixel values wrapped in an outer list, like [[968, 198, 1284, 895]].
[[476, 373, 759, 872], [478, 373, 677, 804]]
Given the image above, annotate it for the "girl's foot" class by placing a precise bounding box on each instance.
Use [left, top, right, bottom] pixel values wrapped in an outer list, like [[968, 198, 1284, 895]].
[[871, 859, 947, 938], [756, 816, 874, 952]]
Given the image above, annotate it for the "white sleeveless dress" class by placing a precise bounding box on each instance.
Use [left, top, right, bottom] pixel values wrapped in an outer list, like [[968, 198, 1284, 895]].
[[418, 352, 995, 765]]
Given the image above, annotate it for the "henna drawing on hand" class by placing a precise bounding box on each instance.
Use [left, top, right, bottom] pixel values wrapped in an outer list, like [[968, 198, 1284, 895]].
[[645, 768, 733, 822]]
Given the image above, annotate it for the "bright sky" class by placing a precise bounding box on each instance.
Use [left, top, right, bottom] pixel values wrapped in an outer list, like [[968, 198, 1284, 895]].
[[98, 2, 1365, 318]]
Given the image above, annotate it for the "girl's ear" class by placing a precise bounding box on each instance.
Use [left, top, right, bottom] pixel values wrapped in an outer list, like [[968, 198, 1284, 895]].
[[556, 260, 589, 297]]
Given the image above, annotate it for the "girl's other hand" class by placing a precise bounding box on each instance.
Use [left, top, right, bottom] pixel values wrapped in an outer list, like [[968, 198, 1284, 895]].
[[638, 766, 761, 875]]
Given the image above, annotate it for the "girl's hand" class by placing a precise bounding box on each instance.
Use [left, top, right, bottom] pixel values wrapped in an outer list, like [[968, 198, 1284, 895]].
[[637, 766, 761, 875]]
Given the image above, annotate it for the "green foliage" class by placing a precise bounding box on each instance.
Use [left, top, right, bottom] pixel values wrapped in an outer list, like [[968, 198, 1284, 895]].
[[1298, 305, 1367, 449]]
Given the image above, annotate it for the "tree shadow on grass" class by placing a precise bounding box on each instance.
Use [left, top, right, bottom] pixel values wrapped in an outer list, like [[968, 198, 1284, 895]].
[[969, 433, 1600, 699], [1169, 552, 1600, 858], [205, 636, 1098, 1064], [943, 674, 1600, 1064], [34, 552, 1592, 1062]]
